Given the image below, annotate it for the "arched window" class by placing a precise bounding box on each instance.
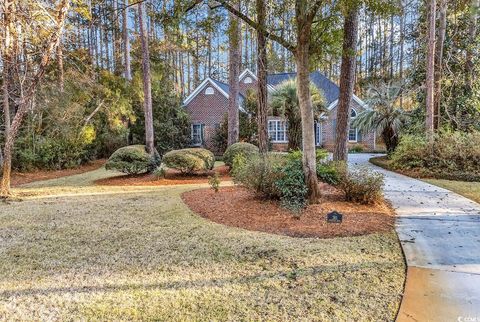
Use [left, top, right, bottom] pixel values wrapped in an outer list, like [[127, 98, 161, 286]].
[[350, 108, 357, 118], [205, 87, 214, 95], [244, 76, 253, 84]]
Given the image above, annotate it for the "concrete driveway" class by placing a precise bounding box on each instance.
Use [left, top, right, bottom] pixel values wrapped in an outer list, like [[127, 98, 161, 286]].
[[349, 154, 480, 322]]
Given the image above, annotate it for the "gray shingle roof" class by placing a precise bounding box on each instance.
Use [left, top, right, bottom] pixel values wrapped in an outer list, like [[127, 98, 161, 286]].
[[211, 71, 340, 106], [267, 71, 340, 105], [211, 79, 230, 95], [212, 79, 246, 102]]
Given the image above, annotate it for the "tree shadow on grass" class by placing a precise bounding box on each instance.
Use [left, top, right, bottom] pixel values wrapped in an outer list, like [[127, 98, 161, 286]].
[[0, 261, 397, 299]]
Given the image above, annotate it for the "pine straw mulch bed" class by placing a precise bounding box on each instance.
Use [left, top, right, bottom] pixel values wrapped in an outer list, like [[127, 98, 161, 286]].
[[182, 183, 395, 239], [95, 165, 231, 186], [10, 159, 106, 187]]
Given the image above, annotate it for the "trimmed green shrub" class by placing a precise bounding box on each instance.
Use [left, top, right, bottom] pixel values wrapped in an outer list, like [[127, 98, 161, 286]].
[[223, 142, 259, 167], [105, 145, 160, 174], [391, 132, 480, 181], [275, 158, 308, 212], [337, 165, 384, 204], [162, 148, 214, 174]]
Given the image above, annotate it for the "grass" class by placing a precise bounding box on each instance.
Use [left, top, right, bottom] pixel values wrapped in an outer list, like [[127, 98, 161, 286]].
[[423, 179, 480, 204], [0, 168, 405, 320]]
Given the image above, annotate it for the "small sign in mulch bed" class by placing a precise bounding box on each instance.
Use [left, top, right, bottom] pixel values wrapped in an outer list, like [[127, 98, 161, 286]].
[[96, 165, 231, 186], [182, 184, 395, 239]]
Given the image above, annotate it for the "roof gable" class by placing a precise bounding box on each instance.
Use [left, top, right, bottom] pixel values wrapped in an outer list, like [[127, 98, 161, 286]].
[[184, 70, 367, 110], [183, 78, 229, 106], [239, 68, 257, 81]]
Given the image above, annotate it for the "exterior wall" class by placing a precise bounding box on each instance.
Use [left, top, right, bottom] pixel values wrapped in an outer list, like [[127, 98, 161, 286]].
[[184, 84, 228, 153], [321, 99, 380, 152], [238, 73, 257, 96], [184, 73, 385, 155]]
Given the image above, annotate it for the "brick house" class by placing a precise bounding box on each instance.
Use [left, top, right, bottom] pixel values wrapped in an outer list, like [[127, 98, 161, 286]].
[[183, 69, 379, 152]]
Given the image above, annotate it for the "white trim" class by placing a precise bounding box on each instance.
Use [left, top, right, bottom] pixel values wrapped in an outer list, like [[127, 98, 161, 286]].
[[243, 76, 253, 84], [183, 78, 229, 106], [239, 68, 257, 81], [204, 86, 215, 95], [348, 107, 358, 142], [326, 94, 370, 111], [268, 119, 288, 143], [240, 68, 276, 92], [348, 128, 358, 143]]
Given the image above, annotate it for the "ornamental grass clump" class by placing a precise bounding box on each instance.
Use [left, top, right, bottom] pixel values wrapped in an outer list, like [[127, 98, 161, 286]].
[[337, 165, 385, 204], [231, 153, 286, 199]]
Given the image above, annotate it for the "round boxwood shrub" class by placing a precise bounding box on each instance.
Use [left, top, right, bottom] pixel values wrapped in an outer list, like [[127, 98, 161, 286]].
[[162, 148, 215, 174], [105, 145, 160, 174], [223, 142, 259, 167]]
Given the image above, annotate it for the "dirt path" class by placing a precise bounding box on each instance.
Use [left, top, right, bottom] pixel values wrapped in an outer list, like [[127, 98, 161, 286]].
[[351, 153, 480, 321]]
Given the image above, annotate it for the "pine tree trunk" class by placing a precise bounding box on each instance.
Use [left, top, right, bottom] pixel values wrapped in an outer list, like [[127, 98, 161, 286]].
[[466, 0, 479, 90], [425, 0, 436, 137], [57, 40, 64, 92], [123, 0, 132, 80], [434, 0, 447, 130], [2, 0, 12, 138], [334, 7, 359, 161], [138, 2, 155, 154], [1, 0, 14, 193], [227, 2, 241, 146], [256, 0, 268, 153]]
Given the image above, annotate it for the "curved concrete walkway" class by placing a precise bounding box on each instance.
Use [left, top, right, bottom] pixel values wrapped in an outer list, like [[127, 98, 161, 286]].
[[349, 154, 480, 322]]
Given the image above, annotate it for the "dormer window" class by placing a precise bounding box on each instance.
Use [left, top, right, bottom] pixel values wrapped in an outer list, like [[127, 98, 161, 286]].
[[205, 87, 214, 95], [244, 76, 253, 84]]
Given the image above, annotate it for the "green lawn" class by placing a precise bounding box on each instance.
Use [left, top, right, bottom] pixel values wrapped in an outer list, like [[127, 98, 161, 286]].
[[0, 169, 405, 320], [423, 179, 480, 204]]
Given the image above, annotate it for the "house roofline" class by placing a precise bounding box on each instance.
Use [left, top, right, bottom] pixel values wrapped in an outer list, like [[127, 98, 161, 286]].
[[182, 77, 245, 112], [239, 68, 257, 81], [183, 77, 230, 106], [326, 94, 370, 111]]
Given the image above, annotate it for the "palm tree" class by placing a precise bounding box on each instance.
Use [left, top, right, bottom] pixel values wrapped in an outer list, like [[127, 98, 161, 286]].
[[270, 79, 326, 150], [352, 81, 410, 153]]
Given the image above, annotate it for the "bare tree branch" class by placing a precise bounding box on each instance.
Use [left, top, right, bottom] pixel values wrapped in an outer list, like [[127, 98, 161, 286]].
[[214, 0, 296, 52]]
